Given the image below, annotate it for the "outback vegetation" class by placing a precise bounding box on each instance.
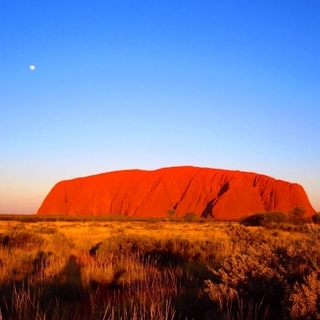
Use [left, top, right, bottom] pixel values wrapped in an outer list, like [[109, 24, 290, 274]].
[[0, 210, 319, 319]]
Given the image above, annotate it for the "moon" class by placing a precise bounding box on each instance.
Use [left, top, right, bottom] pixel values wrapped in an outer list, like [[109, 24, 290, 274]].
[[29, 65, 35, 71]]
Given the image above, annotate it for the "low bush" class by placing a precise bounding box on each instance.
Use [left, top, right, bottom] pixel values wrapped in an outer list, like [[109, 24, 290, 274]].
[[202, 227, 320, 319], [312, 212, 320, 224], [240, 211, 287, 227], [94, 235, 160, 264], [265, 211, 288, 223], [288, 206, 307, 225], [93, 234, 227, 268], [226, 224, 268, 248], [239, 213, 265, 226], [183, 212, 198, 222], [0, 231, 44, 250]]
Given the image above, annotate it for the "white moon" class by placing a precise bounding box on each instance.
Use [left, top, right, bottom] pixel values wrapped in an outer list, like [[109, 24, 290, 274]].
[[29, 65, 35, 71]]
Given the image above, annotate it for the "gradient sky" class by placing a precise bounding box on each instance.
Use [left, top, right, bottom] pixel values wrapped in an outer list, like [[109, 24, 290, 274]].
[[1, 1, 319, 214]]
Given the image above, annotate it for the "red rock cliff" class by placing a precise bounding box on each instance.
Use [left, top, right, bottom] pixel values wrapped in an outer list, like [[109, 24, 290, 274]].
[[37, 166, 315, 219]]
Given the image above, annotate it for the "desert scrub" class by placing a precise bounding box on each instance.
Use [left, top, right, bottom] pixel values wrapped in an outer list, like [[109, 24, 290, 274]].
[[160, 237, 230, 264], [240, 211, 288, 227], [312, 212, 320, 224], [0, 251, 37, 283], [0, 231, 44, 250], [93, 234, 161, 265], [225, 224, 269, 250], [2, 219, 317, 319], [46, 232, 73, 255], [202, 236, 320, 319], [93, 233, 232, 267], [287, 271, 320, 319]]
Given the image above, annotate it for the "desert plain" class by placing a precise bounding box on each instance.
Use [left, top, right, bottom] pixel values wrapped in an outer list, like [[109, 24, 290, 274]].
[[0, 211, 320, 319]]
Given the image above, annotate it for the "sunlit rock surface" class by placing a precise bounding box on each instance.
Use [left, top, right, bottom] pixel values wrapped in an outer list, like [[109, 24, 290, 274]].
[[37, 166, 315, 219]]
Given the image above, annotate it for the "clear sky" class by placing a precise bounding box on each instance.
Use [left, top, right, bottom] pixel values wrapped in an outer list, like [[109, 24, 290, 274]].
[[1, 1, 319, 214]]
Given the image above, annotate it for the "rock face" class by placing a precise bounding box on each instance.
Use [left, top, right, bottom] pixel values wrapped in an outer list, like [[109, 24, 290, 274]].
[[37, 166, 315, 219]]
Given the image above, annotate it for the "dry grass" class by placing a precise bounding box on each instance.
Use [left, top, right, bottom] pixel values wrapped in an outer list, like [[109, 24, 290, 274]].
[[0, 217, 319, 319]]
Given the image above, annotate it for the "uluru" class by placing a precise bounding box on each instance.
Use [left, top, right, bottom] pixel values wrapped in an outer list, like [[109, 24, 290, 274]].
[[37, 166, 315, 219]]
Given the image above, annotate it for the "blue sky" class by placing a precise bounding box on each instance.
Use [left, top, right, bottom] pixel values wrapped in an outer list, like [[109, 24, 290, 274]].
[[1, 1, 319, 214]]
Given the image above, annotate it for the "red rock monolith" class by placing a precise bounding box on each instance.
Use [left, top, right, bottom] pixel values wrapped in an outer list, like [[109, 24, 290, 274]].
[[37, 166, 315, 219]]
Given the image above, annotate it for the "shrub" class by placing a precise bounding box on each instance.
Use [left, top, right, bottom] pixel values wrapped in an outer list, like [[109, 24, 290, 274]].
[[93, 233, 225, 268], [0, 231, 44, 250], [264, 211, 287, 224], [239, 213, 266, 226], [183, 212, 198, 222], [288, 271, 320, 319], [312, 212, 320, 224], [240, 212, 287, 227], [288, 206, 307, 225], [226, 225, 267, 247], [94, 235, 160, 264], [202, 236, 320, 318], [167, 208, 177, 221]]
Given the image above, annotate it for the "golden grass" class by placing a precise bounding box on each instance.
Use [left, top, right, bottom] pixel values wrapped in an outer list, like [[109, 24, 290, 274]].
[[0, 218, 318, 319], [0, 219, 307, 284]]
